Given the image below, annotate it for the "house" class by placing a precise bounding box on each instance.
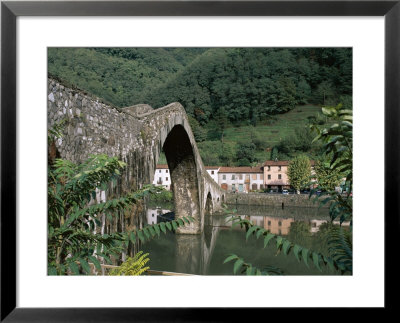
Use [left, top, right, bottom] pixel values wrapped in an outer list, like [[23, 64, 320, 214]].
[[263, 160, 291, 191], [152, 164, 171, 190], [218, 166, 264, 192], [263, 160, 316, 191]]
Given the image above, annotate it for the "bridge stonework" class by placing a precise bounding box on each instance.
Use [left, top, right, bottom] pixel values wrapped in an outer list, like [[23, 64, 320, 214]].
[[47, 78, 224, 234]]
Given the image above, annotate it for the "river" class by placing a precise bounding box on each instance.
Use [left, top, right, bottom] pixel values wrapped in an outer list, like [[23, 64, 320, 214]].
[[140, 203, 350, 275]]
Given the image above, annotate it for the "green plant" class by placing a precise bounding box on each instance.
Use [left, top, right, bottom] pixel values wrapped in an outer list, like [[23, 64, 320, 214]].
[[223, 254, 283, 275], [310, 103, 353, 225], [109, 251, 150, 276], [48, 151, 195, 275]]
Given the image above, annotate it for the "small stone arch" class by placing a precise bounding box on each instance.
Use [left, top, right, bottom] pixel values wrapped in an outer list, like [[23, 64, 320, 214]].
[[205, 192, 213, 216]]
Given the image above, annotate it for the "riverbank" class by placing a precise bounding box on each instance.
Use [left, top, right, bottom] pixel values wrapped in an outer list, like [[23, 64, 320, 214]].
[[226, 192, 328, 208]]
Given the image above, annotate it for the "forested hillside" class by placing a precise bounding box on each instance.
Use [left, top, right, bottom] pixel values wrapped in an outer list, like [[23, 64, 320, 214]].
[[48, 48, 207, 107], [48, 47, 352, 165]]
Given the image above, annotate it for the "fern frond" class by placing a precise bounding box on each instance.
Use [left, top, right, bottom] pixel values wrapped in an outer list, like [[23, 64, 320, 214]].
[[109, 251, 150, 276]]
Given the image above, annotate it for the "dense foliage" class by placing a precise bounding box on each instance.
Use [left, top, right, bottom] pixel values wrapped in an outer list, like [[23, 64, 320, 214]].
[[48, 47, 351, 124]]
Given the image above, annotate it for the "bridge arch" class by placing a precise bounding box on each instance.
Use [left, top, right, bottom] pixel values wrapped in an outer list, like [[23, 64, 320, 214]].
[[205, 192, 213, 216], [161, 124, 202, 234]]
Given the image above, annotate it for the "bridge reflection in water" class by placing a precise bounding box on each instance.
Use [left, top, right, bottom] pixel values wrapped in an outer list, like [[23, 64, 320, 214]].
[[144, 204, 350, 275]]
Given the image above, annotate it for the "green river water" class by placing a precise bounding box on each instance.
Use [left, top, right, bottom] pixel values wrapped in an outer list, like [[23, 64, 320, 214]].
[[140, 204, 350, 275]]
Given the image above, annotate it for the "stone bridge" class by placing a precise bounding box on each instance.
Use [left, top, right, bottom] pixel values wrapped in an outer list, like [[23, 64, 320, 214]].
[[47, 78, 225, 234]]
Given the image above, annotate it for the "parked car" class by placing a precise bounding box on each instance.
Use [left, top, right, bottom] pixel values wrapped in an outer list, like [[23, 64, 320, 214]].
[[282, 189, 289, 195]]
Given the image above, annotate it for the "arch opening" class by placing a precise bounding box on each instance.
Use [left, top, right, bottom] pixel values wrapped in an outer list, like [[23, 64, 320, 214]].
[[163, 124, 201, 234], [205, 192, 213, 216]]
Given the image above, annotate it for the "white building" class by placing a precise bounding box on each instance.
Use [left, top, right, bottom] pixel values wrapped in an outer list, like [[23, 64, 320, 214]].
[[152, 164, 171, 190], [153, 165, 219, 190], [218, 166, 264, 193], [205, 166, 220, 183]]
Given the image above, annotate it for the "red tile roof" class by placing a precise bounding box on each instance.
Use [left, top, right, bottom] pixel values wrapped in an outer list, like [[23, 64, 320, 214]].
[[219, 166, 263, 174], [264, 160, 290, 166], [264, 160, 315, 166], [156, 164, 169, 169], [205, 166, 220, 170]]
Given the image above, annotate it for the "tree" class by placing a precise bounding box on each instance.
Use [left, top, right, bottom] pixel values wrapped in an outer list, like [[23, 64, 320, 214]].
[[188, 115, 207, 142], [313, 160, 343, 191], [271, 147, 279, 161], [236, 142, 257, 166], [287, 155, 311, 194]]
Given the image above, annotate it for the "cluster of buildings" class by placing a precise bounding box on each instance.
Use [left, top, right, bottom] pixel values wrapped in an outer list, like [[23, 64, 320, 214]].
[[153, 160, 316, 193]]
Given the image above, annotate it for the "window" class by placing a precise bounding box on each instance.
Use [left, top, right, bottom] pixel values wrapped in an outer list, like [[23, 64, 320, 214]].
[[278, 221, 282, 227], [159, 170, 161, 173], [268, 175, 271, 180], [223, 175, 226, 180], [278, 174, 282, 180], [278, 166, 282, 171], [166, 170, 168, 173], [268, 221, 271, 226], [267, 166, 270, 171], [239, 174, 243, 180], [252, 183, 257, 190], [232, 175, 235, 180], [166, 177, 169, 181], [252, 174, 257, 180], [232, 184, 236, 191], [211, 171, 214, 175]]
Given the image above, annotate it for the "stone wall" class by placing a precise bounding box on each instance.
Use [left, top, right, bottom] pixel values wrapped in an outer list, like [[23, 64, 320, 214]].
[[48, 79, 143, 164], [226, 192, 328, 208]]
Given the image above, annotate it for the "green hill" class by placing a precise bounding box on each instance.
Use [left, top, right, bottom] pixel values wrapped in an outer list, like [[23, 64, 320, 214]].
[[48, 47, 351, 165]]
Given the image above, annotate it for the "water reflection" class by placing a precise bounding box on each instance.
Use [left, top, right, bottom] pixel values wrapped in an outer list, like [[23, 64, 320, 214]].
[[142, 204, 350, 275]]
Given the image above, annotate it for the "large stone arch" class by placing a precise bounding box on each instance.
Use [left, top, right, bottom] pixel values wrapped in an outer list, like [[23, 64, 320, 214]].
[[47, 78, 224, 235], [162, 125, 201, 234]]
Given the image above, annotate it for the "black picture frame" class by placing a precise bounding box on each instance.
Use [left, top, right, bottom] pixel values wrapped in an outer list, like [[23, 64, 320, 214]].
[[1, 0, 398, 321]]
